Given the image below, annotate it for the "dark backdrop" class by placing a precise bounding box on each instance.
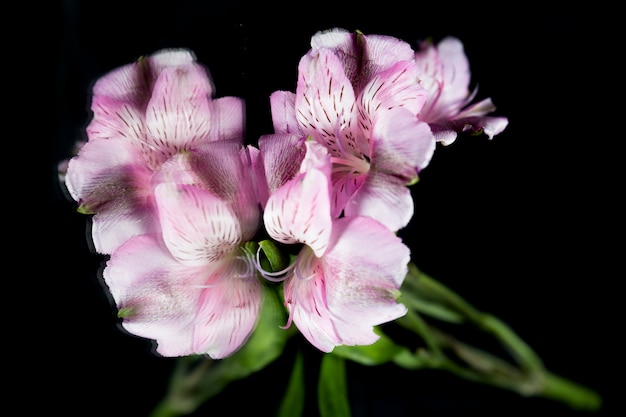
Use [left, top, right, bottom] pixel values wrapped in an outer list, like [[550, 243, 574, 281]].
[[46, 1, 618, 416]]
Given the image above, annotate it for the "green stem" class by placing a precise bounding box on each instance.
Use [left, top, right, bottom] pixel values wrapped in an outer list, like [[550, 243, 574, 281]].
[[540, 372, 602, 411], [399, 264, 603, 411]]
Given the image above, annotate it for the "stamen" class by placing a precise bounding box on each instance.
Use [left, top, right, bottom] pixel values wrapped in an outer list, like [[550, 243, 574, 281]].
[[242, 246, 295, 282]]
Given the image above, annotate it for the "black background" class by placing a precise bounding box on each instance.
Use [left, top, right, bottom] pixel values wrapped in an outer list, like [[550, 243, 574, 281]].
[[44, 1, 619, 416]]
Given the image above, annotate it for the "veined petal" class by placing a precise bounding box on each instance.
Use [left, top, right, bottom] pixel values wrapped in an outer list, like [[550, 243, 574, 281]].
[[344, 169, 415, 233], [360, 33, 416, 70], [323, 216, 409, 331], [270, 91, 300, 135], [433, 37, 471, 110], [371, 107, 436, 178], [284, 247, 338, 352], [144, 64, 214, 159], [258, 133, 307, 194], [309, 29, 415, 87], [103, 234, 205, 357], [296, 49, 357, 156], [64, 136, 149, 206], [155, 181, 242, 266], [263, 141, 332, 257], [193, 256, 263, 359], [207, 96, 245, 142], [247, 144, 269, 210], [65, 136, 156, 254], [359, 60, 427, 122], [87, 95, 147, 144]]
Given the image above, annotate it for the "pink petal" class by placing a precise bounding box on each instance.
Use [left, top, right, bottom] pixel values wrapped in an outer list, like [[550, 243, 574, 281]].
[[270, 91, 300, 134], [359, 60, 427, 124], [434, 37, 472, 109], [283, 247, 338, 352], [155, 181, 242, 266], [144, 64, 214, 158], [188, 141, 261, 241], [64, 136, 156, 254], [344, 169, 415, 233], [371, 107, 436, 178], [323, 216, 409, 331], [258, 133, 307, 193], [87, 95, 146, 144], [104, 234, 205, 357], [207, 96, 245, 142], [192, 257, 263, 358], [296, 49, 357, 156], [263, 141, 332, 257]]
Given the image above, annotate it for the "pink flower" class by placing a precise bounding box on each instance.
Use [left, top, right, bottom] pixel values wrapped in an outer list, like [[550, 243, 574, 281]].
[[414, 36, 509, 145], [103, 142, 263, 359], [269, 28, 436, 232], [63, 49, 245, 254], [259, 135, 410, 352]]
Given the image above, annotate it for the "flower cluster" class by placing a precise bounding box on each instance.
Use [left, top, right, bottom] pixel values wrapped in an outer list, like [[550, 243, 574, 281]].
[[60, 28, 507, 360]]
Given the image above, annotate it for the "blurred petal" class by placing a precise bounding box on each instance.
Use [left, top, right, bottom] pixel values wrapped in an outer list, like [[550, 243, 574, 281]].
[[270, 91, 299, 134]]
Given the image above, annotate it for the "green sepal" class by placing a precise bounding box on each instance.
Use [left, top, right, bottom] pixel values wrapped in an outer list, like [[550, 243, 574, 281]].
[[77, 204, 94, 215], [117, 306, 135, 319]]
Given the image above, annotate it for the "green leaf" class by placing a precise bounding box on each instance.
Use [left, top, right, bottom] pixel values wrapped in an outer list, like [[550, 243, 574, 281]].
[[276, 349, 306, 417], [332, 328, 407, 366], [150, 285, 290, 417], [318, 354, 351, 417]]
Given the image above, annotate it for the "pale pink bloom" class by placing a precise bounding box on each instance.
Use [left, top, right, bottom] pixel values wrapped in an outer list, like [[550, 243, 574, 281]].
[[270, 28, 436, 232], [63, 49, 245, 254], [259, 136, 410, 352], [414, 36, 509, 145], [103, 142, 263, 359]]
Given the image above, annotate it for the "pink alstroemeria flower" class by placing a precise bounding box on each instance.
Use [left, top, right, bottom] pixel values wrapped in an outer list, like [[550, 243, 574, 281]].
[[63, 48, 244, 254], [259, 135, 410, 352], [103, 142, 263, 359], [270, 28, 436, 232], [414, 36, 509, 145]]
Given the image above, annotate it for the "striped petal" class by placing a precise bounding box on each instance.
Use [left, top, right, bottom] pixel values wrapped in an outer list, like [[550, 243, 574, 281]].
[[263, 141, 332, 257], [155, 181, 242, 266]]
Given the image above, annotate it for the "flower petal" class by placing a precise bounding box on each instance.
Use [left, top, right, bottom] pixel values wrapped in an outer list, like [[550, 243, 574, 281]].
[[296, 49, 357, 156], [371, 107, 436, 178], [144, 64, 214, 160], [192, 257, 263, 358], [64, 136, 156, 254], [155, 181, 242, 266], [270, 91, 299, 134], [323, 216, 409, 331], [344, 169, 415, 233], [103, 234, 205, 357], [258, 133, 307, 194], [263, 141, 332, 257]]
